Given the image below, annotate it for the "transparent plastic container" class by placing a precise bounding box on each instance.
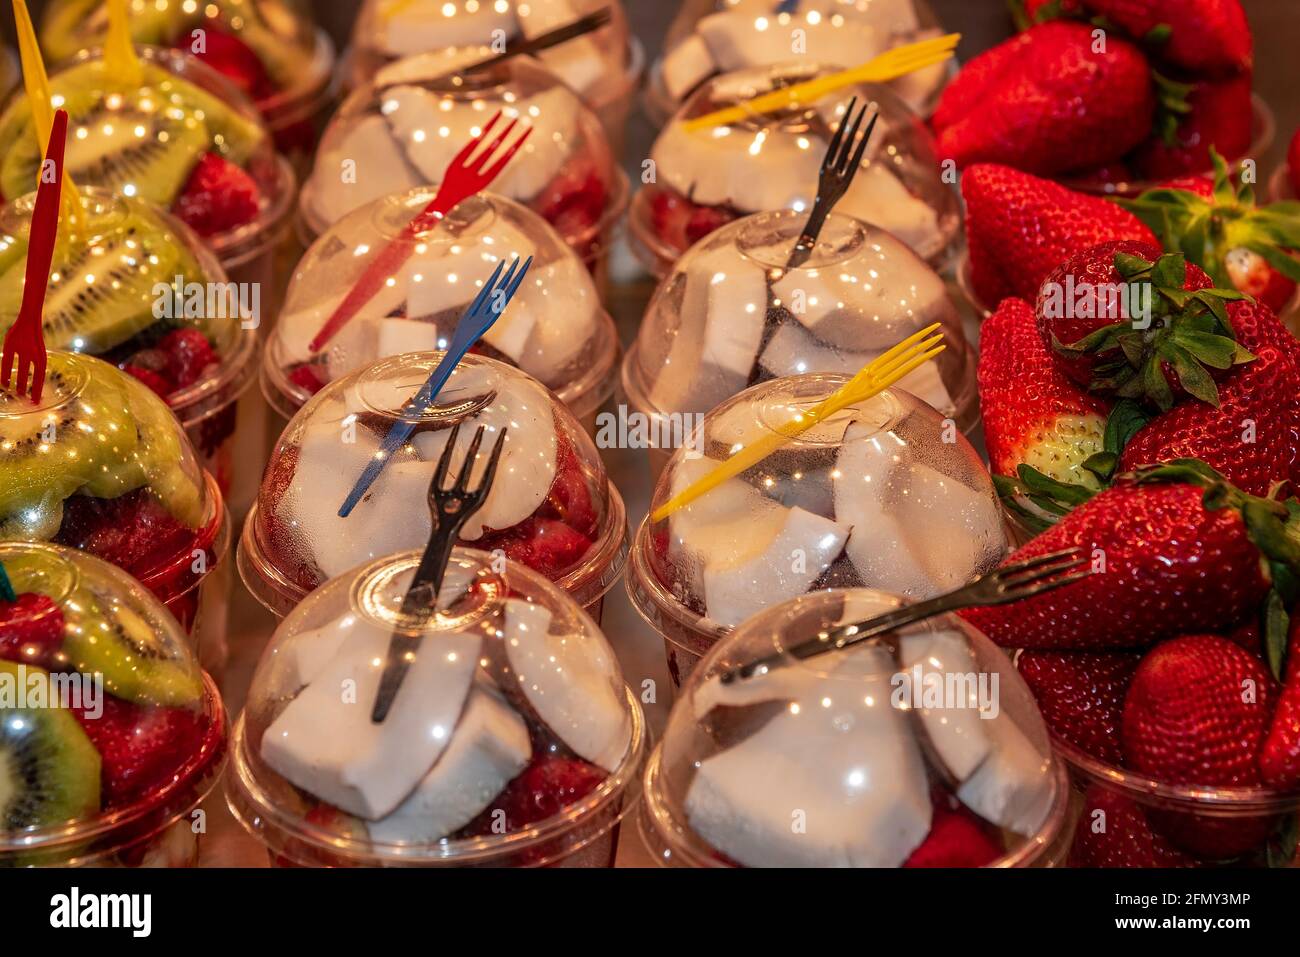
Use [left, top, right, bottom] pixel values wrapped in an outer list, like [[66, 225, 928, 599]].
[[227, 546, 646, 867], [644, 0, 951, 127], [628, 64, 961, 280], [38, 0, 338, 164], [0, 186, 259, 509], [0, 44, 296, 312], [0, 541, 227, 867], [622, 209, 977, 478], [239, 351, 628, 623], [266, 186, 619, 435], [0, 351, 231, 670], [301, 55, 625, 281], [625, 376, 1007, 685], [344, 0, 638, 152], [0, 46, 15, 101], [639, 587, 1069, 867]]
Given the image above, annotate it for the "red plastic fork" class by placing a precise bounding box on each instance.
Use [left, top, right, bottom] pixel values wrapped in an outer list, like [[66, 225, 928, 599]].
[[1, 108, 67, 404], [307, 110, 533, 353]]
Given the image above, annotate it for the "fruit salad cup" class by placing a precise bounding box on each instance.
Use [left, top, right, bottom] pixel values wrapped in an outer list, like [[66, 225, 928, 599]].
[[625, 376, 1007, 685], [345, 0, 641, 155], [299, 56, 626, 284], [0, 185, 259, 513], [39, 0, 338, 166], [239, 351, 628, 624], [645, 0, 951, 128], [639, 587, 1070, 867], [227, 546, 646, 867], [265, 186, 619, 439], [0, 44, 296, 323], [0, 352, 232, 672], [629, 65, 961, 280], [0, 542, 227, 867], [622, 209, 977, 479]]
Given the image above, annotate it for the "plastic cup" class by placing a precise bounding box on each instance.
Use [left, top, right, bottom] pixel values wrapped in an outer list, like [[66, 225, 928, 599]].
[[239, 351, 628, 625], [0, 542, 227, 867], [227, 546, 646, 867], [638, 587, 1070, 867], [625, 376, 1007, 685]]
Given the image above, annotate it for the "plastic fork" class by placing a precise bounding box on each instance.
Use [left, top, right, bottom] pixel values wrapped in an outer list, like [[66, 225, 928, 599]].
[[719, 547, 1094, 685], [419, 8, 614, 83], [651, 323, 946, 522], [681, 32, 961, 132], [338, 254, 533, 518], [103, 0, 144, 87], [0, 559, 14, 603], [1, 109, 68, 403], [371, 423, 509, 723], [307, 111, 534, 353]]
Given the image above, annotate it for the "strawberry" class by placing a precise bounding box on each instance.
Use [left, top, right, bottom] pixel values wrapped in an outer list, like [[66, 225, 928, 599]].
[[1133, 72, 1252, 179], [1126, 152, 1300, 312], [536, 437, 599, 538], [173, 152, 262, 237], [960, 463, 1290, 651], [684, 204, 736, 246], [179, 22, 276, 102], [1077, 0, 1252, 75], [903, 791, 1004, 867], [961, 164, 1157, 304], [475, 518, 593, 580], [0, 593, 65, 668], [122, 364, 175, 399], [933, 22, 1154, 176], [1260, 619, 1300, 789], [536, 160, 608, 237], [71, 696, 210, 809], [286, 363, 328, 395], [1288, 127, 1300, 198], [1016, 650, 1140, 764], [55, 489, 198, 580], [1069, 785, 1201, 867], [157, 328, 219, 390], [1014, 0, 1085, 24], [465, 755, 606, 834]]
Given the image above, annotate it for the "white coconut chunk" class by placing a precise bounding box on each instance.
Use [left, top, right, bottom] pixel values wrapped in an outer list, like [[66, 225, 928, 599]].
[[379, 1, 516, 54], [758, 319, 874, 379], [696, 11, 882, 74], [511, 257, 601, 380], [956, 712, 1056, 837], [838, 164, 941, 258], [898, 630, 993, 782], [309, 114, 421, 226], [666, 455, 787, 571], [374, 317, 445, 358], [663, 33, 716, 99]]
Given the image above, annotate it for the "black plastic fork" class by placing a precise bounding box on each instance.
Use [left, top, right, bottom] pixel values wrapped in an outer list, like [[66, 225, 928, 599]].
[[371, 423, 508, 723]]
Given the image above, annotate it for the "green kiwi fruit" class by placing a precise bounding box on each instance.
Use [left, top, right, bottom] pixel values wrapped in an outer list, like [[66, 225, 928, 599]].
[[0, 354, 139, 536], [39, 0, 175, 64], [0, 661, 102, 831]]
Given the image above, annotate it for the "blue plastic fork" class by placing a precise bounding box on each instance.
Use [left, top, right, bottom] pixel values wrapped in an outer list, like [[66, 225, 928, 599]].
[[338, 254, 533, 518], [0, 559, 14, 603]]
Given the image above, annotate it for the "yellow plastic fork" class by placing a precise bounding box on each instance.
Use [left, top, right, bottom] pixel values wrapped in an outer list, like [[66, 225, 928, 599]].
[[681, 32, 960, 133], [651, 324, 947, 522], [104, 0, 144, 88]]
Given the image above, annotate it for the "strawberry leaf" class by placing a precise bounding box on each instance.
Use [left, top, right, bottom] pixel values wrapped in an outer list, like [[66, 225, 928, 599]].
[[1016, 464, 1096, 506], [1144, 23, 1172, 44], [1159, 341, 1220, 405], [1081, 451, 1118, 482], [1103, 399, 1152, 455], [1267, 813, 1300, 868], [1244, 241, 1300, 282], [1263, 586, 1290, 682], [1169, 329, 1246, 369], [1142, 354, 1175, 410]]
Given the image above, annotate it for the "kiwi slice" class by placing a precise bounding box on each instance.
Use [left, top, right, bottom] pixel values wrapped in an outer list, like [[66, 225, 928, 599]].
[[0, 661, 102, 830], [61, 588, 202, 707], [0, 354, 139, 535], [39, 0, 175, 64]]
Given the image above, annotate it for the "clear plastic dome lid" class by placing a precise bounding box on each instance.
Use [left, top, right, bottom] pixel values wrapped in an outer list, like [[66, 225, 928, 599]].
[[301, 56, 619, 248], [39, 0, 326, 108], [0, 351, 219, 590], [0, 541, 224, 853], [245, 351, 626, 613], [625, 209, 975, 431], [349, 0, 630, 102], [0, 186, 255, 417], [268, 186, 616, 420], [655, 0, 949, 116], [0, 46, 283, 244], [230, 547, 644, 865], [641, 588, 1065, 867], [637, 64, 960, 266], [633, 379, 1006, 632]]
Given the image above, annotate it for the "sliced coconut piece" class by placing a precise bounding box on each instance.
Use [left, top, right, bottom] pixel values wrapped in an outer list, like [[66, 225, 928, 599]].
[[403, 221, 538, 321], [261, 624, 481, 820], [838, 164, 942, 258], [374, 46, 494, 88], [666, 455, 787, 570], [892, 361, 953, 416], [758, 319, 873, 378], [956, 712, 1056, 836], [702, 506, 850, 626], [685, 644, 931, 867], [861, 0, 923, 33], [696, 12, 882, 74], [503, 599, 629, 771], [379, 1, 516, 55], [366, 683, 531, 843], [310, 114, 421, 226], [512, 257, 601, 381], [889, 459, 1006, 592], [898, 630, 993, 782], [513, 0, 613, 93], [374, 317, 444, 359], [663, 33, 716, 99], [278, 275, 414, 368]]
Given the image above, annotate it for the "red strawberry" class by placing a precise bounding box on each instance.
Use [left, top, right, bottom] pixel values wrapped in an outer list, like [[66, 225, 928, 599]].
[[71, 696, 210, 809], [961, 164, 1157, 304], [978, 297, 1111, 489], [1133, 73, 1252, 179], [1225, 616, 1263, 656], [286, 363, 328, 395], [903, 791, 1004, 867], [1260, 619, 1300, 789], [1017, 650, 1140, 765], [536, 437, 599, 538], [55, 489, 197, 580], [173, 152, 262, 237], [933, 22, 1154, 175], [122, 364, 175, 399], [1288, 127, 1300, 198], [475, 518, 593, 580], [179, 22, 276, 102], [536, 160, 608, 238], [157, 328, 219, 390], [960, 467, 1280, 651], [466, 755, 606, 834], [1077, 0, 1252, 75], [1018, 0, 1085, 22], [1069, 785, 1201, 867], [0, 593, 65, 667], [684, 204, 736, 246]]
